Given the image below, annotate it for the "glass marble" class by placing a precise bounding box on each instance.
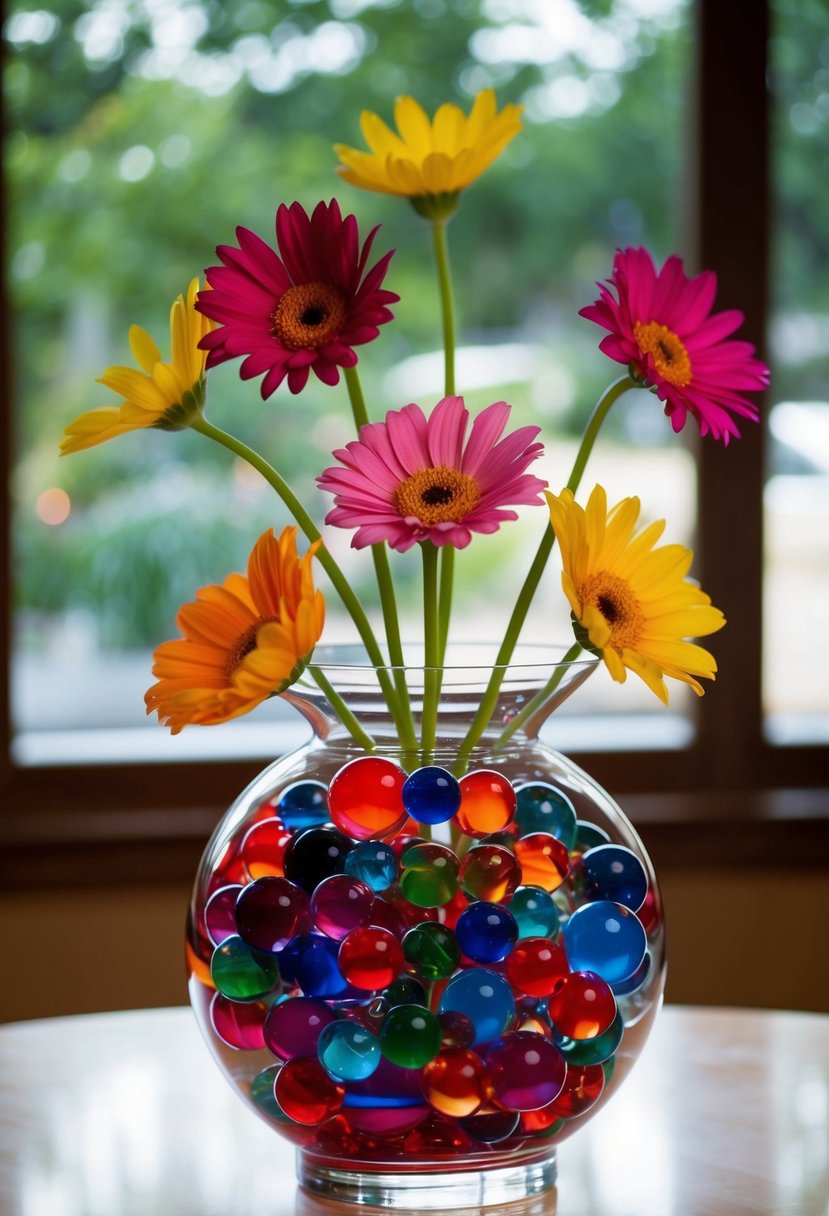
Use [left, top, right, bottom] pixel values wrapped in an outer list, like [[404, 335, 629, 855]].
[[547, 1062, 605, 1118], [278, 934, 350, 998], [235, 875, 311, 953], [283, 826, 353, 894], [438, 1010, 476, 1049], [210, 992, 267, 1051], [514, 782, 577, 848], [210, 934, 281, 1002], [317, 1020, 381, 1082], [459, 844, 522, 902], [338, 925, 404, 990], [344, 840, 398, 892], [582, 844, 648, 911], [458, 1110, 520, 1143], [547, 970, 617, 1039], [562, 900, 647, 983], [264, 995, 337, 1060], [610, 949, 652, 996], [554, 1009, 624, 1066], [485, 1031, 567, 1111], [379, 1004, 442, 1069], [455, 770, 516, 838], [327, 756, 408, 841], [574, 819, 611, 854], [278, 780, 330, 831], [513, 833, 570, 893], [421, 1047, 486, 1117], [204, 884, 243, 946], [439, 967, 515, 1045], [505, 936, 568, 997], [508, 885, 560, 939], [384, 976, 427, 1007], [250, 1063, 289, 1122], [310, 874, 374, 940], [399, 842, 459, 908], [402, 766, 462, 825], [455, 901, 518, 964], [240, 818, 293, 881], [275, 1056, 345, 1125], [402, 922, 461, 981]]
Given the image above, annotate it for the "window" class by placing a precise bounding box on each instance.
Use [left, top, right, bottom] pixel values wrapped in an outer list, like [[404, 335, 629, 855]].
[[2, 0, 826, 894]]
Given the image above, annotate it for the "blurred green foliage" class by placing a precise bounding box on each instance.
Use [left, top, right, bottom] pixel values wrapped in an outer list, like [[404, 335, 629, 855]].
[[6, 0, 825, 650]]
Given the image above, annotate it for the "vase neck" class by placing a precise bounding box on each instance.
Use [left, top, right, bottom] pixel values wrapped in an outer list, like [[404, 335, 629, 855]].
[[282, 651, 597, 766]]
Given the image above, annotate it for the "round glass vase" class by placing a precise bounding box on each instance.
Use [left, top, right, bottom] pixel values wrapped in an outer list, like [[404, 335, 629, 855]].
[[186, 645, 666, 1210]]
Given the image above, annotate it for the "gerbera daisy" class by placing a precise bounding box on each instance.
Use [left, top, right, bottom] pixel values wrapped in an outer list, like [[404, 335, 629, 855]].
[[546, 484, 725, 704], [145, 527, 324, 733], [318, 395, 546, 552], [61, 279, 212, 455], [334, 89, 523, 219], [195, 200, 398, 399], [580, 246, 769, 444]]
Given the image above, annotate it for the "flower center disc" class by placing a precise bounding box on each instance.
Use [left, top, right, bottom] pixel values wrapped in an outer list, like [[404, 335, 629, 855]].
[[395, 466, 480, 525], [225, 617, 275, 680], [270, 282, 347, 350], [580, 572, 644, 652], [633, 320, 692, 386]]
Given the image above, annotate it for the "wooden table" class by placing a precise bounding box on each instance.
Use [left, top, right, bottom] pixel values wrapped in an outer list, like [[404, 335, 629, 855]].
[[0, 1006, 826, 1215]]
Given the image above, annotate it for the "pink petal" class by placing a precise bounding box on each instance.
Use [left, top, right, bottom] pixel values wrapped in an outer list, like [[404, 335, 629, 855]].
[[461, 400, 511, 475]]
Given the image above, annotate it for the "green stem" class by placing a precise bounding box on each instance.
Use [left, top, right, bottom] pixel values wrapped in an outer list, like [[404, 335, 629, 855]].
[[432, 219, 456, 396], [453, 375, 637, 773], [493, 642, 584, 750], [190, 414, 398, 713], [420, 541, 441, 763], [564, 373, 636, 495], [437, 546, 455, 663], [307, 665, 376, 751], [343, 366, 418, 752]]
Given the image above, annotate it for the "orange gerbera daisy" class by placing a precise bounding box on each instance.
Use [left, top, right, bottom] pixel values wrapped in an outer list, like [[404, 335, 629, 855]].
[[146, 527, 324, 733]]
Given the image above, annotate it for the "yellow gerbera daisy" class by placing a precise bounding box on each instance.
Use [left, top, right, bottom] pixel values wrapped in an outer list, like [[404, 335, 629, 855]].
[[546, 485, 726, 704], [145, 527, 325, 733], [334, 89, 523, 218], [60, 278, 212, 455]]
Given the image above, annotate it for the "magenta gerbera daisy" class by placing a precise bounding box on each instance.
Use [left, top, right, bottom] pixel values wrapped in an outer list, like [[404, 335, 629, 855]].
[[580, 246, 769, 444], [317, 395, 547, 552], [195, 200, 399, 398]]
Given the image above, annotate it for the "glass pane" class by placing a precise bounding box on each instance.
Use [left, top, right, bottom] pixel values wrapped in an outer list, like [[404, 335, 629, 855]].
[[765, 0, 829, 743], [7, 0, 694, 764]]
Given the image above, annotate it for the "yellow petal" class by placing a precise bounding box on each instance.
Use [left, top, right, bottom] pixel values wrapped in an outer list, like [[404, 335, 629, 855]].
[[129, 325, 161, 373]]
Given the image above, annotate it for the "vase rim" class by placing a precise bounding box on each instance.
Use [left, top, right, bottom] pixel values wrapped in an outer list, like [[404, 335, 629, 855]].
[[305, 641, 597, 675]]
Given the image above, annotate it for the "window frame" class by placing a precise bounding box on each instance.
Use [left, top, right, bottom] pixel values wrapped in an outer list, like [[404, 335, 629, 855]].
[[1, 0, 827, 892]]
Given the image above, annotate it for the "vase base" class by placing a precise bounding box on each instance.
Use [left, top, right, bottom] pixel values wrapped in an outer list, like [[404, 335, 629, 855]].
[[297, 1150, 557, 1209]]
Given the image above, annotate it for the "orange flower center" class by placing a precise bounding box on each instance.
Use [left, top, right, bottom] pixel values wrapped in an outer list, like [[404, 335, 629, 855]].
[[395, 466, 480, 525], [225, 617, 275, 681], [580, 572, 644, 652], [633, 320, 692, 386], [270, 282, 347, 350]]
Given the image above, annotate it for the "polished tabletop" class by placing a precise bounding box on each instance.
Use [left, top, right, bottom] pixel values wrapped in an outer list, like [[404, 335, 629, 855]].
[[0, 1005, 827, 1216]]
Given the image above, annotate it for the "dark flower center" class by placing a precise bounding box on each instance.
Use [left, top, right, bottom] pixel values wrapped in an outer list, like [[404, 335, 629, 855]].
[[270, 282, 347, 350], [421, 484, 455, 506], [632, 320, 692, 387], [395, 466, 481, 525]]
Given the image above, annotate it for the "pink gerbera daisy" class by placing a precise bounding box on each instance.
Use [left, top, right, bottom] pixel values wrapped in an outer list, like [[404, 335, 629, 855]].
[[196, 200, 398, 398], [580, 246, 769, 444], [317, 395, 547, 552]]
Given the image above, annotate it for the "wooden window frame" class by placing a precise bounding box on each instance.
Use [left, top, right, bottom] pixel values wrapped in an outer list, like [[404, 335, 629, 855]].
[[1, 0, 827, 891]]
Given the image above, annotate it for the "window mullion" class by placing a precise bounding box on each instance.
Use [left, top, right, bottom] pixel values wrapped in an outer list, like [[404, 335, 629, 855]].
[[692, 0, 770, 789]]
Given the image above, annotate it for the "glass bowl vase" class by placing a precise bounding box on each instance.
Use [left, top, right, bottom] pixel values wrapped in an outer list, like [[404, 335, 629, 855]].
[[186, 645, 666, 1209]]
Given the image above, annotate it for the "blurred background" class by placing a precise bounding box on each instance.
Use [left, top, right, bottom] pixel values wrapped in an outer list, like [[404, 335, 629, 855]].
[[2, 0, 828, 1021]]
